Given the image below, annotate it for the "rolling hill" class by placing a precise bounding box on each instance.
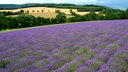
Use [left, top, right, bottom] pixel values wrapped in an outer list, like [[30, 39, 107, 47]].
[[0, 3, 110, 12]]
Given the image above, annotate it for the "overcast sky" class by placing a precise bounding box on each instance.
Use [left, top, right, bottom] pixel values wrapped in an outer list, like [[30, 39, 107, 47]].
[[0, 0, 128, 10]]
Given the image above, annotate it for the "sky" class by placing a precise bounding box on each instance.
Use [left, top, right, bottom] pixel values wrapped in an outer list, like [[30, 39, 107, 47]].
[[0, 0, 128, 10]]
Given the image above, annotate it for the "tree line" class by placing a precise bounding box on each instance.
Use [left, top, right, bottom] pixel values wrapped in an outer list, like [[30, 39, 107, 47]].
[[0, 9, 128, 31], [0, 10, 27, 16], [68, 9, 128, 22]]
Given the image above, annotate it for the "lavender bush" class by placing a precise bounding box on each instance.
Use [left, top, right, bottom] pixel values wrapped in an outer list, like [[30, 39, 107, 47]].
[[0, 20, 128, 72]]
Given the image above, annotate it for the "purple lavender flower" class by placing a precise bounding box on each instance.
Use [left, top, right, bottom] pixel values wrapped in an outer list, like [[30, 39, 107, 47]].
[[0, 20, 128, 71]]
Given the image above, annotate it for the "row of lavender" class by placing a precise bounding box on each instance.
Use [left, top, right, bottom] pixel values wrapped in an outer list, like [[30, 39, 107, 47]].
[[0, 20, 128, 72]]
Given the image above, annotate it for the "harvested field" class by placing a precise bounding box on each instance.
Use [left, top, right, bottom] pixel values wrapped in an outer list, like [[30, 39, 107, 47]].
[[28, 12, 58, 18], [1, 7, 100, 18]]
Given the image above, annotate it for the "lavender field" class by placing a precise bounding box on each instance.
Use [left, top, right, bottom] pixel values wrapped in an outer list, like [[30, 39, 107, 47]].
[[0, 20, 128, 72]]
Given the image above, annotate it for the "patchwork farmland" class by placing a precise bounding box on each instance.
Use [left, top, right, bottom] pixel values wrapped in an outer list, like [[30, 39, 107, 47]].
[[0, 20, 128, 72]]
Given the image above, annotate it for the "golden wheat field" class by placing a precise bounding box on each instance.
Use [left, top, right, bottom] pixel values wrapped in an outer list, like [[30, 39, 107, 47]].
[[0, 7, 99, 18]]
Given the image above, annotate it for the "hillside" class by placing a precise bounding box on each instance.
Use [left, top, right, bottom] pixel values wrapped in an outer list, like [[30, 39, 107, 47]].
[[0, 7, 100, 18], [0, 3, 120, 18], [0, 3, 111, 12]]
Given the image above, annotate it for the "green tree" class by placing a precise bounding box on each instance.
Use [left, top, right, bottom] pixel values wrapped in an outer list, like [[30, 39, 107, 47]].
[[0, 13, 7, 30], [51, 18, 57, 24], [126, 9, 128, 19], [0, 13, 5, 19], [8, 17, 19, 28], [55, 10, 61, 13], [55, 11, 66, 23], [20, 10, 24, 14], [67, 17, 76, 22], [45, 18, 51, 25], [70, 10, 80, 17], [0, 19, 7, 31], [16, 14, 35, 27]]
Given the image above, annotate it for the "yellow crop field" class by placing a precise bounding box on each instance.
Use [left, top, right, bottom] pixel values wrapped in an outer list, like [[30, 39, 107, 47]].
[[28, 12, 58, 18], [0, 7, 99, 18]]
